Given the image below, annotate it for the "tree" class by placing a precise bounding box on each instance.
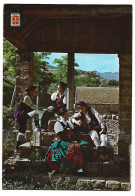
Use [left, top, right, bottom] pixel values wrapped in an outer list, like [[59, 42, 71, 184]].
[[53, 56, 103, 88], [53, 55, 68, 83], [3, 38, 16, 78], [33, 52, 55, 93], [75, 71, 102, 87], [3, 38, 55, 106], [53, 55, 79, 84], [108, 79, 119, 87], [3, 38, 17, 105]]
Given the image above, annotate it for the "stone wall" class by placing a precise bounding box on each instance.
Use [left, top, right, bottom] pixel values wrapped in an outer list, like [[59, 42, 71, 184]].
[[15, 50, 34, 130], [119, 54, 132, 134], [16, 50, 34, 102], [118, 54, 132, 173]]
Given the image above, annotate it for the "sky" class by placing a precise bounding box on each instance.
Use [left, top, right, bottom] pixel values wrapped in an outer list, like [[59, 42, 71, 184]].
[[45, 53, 119, 73]]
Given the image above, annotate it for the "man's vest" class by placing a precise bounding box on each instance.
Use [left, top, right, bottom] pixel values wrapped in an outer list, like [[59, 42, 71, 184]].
[[16, 94, 33, 114], [80, 107, 101, 133]]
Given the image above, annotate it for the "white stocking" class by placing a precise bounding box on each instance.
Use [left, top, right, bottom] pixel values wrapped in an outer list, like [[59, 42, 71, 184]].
[[90, 130, 101, 147], [100, 134, 108, 147]]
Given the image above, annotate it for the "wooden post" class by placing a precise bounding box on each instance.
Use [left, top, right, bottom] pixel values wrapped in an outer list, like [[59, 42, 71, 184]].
[[67, 52, 74, 111]]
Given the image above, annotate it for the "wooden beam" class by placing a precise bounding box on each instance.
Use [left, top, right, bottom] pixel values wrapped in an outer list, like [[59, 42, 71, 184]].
[[124, 35, 132, 53], [23, 22, 38, 39], [56, 19, 61, 42], [20, 18, 38, 38], [111, 19, 128, 37], [4, 31, 27, 50], [89, 21, 95, 49], [4, 4, 132, 18], [26, 39, 127, 53], [67, 51, 74, 111]]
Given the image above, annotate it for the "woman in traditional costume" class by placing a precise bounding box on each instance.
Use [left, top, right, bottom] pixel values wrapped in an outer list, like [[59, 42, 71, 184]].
[[45, 108, 89, 173], [41, 82, 67, 129]]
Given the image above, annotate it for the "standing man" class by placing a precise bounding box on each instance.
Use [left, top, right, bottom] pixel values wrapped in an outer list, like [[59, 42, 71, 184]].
[[15, 85, 38, 151]]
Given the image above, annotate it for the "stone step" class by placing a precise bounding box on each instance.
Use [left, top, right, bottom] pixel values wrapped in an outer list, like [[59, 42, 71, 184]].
[[19, 142, 48, 159], [40, 131, 96, 147], [73, 132, 95, 147], [4, 140, 125, 178], [19, 141, 114, 162], [76, 177, 130, 190], [4, 155, 31, 172], [14, 129, 112, 153], [2, 168, 130, 191], [13, 130, 32, 140], [19, 143, 114, 167], [40, 132, 55, 146], [48, 120, 57, 132], [3, 155, 46, 173], [4, 155, 124, 178], [83, 161, 120, 177]]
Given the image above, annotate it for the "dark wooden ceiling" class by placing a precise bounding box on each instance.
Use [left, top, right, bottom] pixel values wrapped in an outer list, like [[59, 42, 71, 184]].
[[4, 4, 132, 54]]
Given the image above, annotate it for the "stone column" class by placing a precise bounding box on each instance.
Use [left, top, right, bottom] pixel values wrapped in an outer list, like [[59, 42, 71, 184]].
[[67, 52, 74, 111], [15, 50, 34, 131], [118, 54, 132, 174]]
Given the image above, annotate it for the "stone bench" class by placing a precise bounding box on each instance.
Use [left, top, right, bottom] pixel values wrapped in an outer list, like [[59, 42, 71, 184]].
[[40, 132, 55, 146], [19, 143, 113, 165], [81, 161, 119, 177], [48, 120, 57, 132], [40, 131, 113, 154], [4, 154, 123, 178], [3, 166, 130, 190], [12, 130, 32, 141], [76, 178, 130, 190], [19, 142, 48, 159], [40, 131, 95, 147]]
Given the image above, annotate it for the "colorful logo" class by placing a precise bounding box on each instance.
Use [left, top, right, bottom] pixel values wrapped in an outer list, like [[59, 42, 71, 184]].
[[10, 13, 21, 27]]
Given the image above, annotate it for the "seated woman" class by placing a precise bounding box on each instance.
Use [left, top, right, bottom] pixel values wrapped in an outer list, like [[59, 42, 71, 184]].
[[41, 82, 67, 129], [44, 108, 89, 174]]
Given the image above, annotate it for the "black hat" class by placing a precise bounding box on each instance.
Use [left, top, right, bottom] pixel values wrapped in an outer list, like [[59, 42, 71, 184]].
[[58, 107, 68, 116], [76, 101, 87, 107], [25, 85, 37, 93], [58, 82, 67, 90]]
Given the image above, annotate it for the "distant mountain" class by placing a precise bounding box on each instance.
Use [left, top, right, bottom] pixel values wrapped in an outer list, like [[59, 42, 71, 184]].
[[46, 64, 56, 73], [97, 72, 119, 81], [46, 65, 119, 81]]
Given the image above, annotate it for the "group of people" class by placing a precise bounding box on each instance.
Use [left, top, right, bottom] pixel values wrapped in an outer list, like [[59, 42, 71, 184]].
[[14, 82, 68, 151], [15, 82, 109, 174]]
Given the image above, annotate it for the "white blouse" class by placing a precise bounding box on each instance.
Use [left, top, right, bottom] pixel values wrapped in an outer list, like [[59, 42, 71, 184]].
[[72, 107, 105, 129], [23, 95, 37, 110], [51, 90, 67, 105], [54, 117, 74, 134]]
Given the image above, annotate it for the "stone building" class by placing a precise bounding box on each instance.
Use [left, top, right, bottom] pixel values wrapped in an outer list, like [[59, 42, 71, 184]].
[[75, 87, 119, 114]]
